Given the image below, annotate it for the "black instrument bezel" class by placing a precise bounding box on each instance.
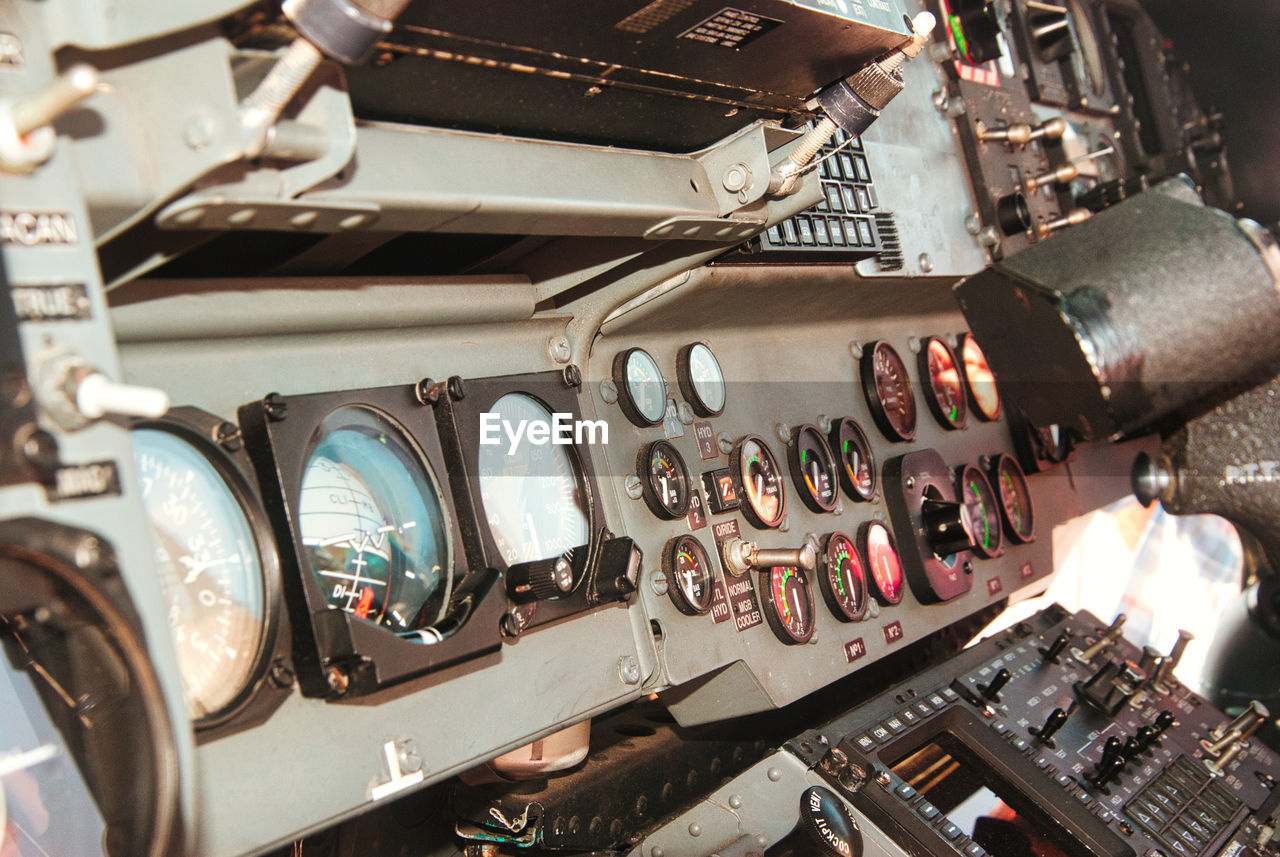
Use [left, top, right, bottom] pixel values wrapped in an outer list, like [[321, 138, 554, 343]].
[[613, 347, 669, 427], [729, 434, 787, 530], [860, 340, 918, 443], [991, 453, 1037, 544], [240, 385, 501, 699], [639, 439, 692, 521], [436, 370, 608, 631], [829, 417, 878, 503], [858, 519, 905, 606], [676, 341, 726, 418], [819, 531, 869, 622], [663, 534, 715, 616], [957, 463, 1004, 559], [129, 407, 291, 737], [918, 336, 969, 431], [788, 423, 840, 514], [758, 564, 816, 645]]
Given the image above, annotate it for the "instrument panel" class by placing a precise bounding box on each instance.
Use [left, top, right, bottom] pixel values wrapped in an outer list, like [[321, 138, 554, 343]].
[[0, 0, 1230, 852]]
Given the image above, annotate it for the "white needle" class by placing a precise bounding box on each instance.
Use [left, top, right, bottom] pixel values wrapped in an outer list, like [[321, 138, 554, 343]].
[[179, 554, 233, 584], [754, 473, 763, 499], [790, 587, 803, 625], [526, 512, 543, 558]]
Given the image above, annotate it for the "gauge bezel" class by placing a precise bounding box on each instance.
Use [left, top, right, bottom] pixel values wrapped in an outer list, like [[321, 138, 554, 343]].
[[758, 564, 816, 645], [992, 453, 1037, 544], [830, 417, 877, 502], [957, 464, 1004, 559], [240, 385, 502, 699], [437, 371, 607, 633], [664, 535, 715, 616], [130, 407, 287, 734], [676, 341, 726, 418], [788, 423, 840, 514], [613, 347, 669, 427], [729, 434, 787, 530], [639, 440, 691, 520], [860, 340, 918, 443], [820, 531, 868, 622], [858, 519, 905, 606], [960, 333, 1002, 422], [918, 336, 968, 430]]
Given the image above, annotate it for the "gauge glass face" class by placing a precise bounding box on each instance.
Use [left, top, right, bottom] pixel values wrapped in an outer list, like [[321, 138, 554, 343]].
[[683, 343, 726, 415], [864, 522, 904, 604], [834, 418, 876, 501], [478, 393, 590, 565], [792, 425, 838, 512], [959, 465, 1003, 559], [995, 456, 1035, 542], [923, 338, 967, 429], [643, 440, 690, 519], [962, 335, 1002, 421], [765, 565, 815, 644], [300, 407, 453, 633], [823, 533, 867, 621], [623, 349, 668, 425], [133, 428, 266, 720], [736, 436, 785, 528], [668, 536, 714, 615], [865, 341, 917, 441]]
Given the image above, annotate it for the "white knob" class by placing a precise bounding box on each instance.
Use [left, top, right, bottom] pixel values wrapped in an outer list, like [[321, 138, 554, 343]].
[[75, 373, 169, 420], [912, 11, 937, 37]]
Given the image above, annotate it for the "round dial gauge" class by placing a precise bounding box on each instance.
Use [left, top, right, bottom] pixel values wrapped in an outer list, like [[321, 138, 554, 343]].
[[640, 440, 691, 520], [820, 532, 868, 622], [760, 564, 816, 645], [993, 454, 1036, 543], [861, 340, 917, 442], [614, 347, 668, 427], [678, 342, 726, 417], [961, 334, 1002, 421], [478, 393, 591, 564], [831, 417, 876, 502], [665, 535, 715, 616], [300, 406, 454, 633], [920, 337, 967, 430], [788, 424, 839, 513], [132, 427, 269, 721], [859, 520, 905, 605], [730, 435, 786, 529], [958, 464, 1003, 559]]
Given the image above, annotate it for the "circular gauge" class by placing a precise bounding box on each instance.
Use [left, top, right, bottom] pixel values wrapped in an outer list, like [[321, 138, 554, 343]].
[[961, 334, 1002, 421], [958, 464, 1003, 559], [1068, 0, 1107, 97], [132, 426, 271, 722], [300, 406, 454, 633], [613, 347, 668, 427], [640, 440, 691, 520], [788, 424, 839, 514], [760, 564, 816, 645], [678, 342, 726, 417], [919, 337, 968, 430], [861, 340, 917, 442], [993, 453, 1036, 543], [820, 532, 868, 622], [477, 393, 591, 564], [830, 417, 876, 502], [859, 520, 905, 605], [730, 435, 786, 529], [664, 535, 715, 616]]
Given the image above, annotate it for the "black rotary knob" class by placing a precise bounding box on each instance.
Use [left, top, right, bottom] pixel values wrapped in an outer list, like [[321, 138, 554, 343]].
[[922, 496, 973, 558], [768, 786, 863, 857], [506, 555, 576, 604]]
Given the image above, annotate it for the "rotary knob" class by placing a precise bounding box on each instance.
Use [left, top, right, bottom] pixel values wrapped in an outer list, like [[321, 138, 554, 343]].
[[767, 786, 863, 857], [506, 554, 576, 604]]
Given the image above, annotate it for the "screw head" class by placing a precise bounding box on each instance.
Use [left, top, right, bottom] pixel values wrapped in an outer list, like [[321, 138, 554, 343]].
[[625, 474, 644, 499], [688, 823, 702, 837], [650, 570, 669, 596], [562, 364, 582, 389], [415, 378, 441, 406], [549, 335, 572, 364], [619, 656, 641, 685], [716, 432, 733, 455], [599, 379, 619, 404], [214, 421, 242, 451], [447, 376, 466, 401], [263, 392, 288, 421], [919, 253, 934, 273], [767, 767, 783, 782], [268, 657, 295, 688]]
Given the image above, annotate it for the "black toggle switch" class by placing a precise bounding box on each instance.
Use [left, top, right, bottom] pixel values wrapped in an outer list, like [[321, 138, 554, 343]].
[[1030, 707, 1069, 746], [978, 668, 1012, 702], [1040, 632, 1070, 664], [1135, 725, 1160, 754], [1088, 736, 1126, 789], [1121, 735, 1143, 762]]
